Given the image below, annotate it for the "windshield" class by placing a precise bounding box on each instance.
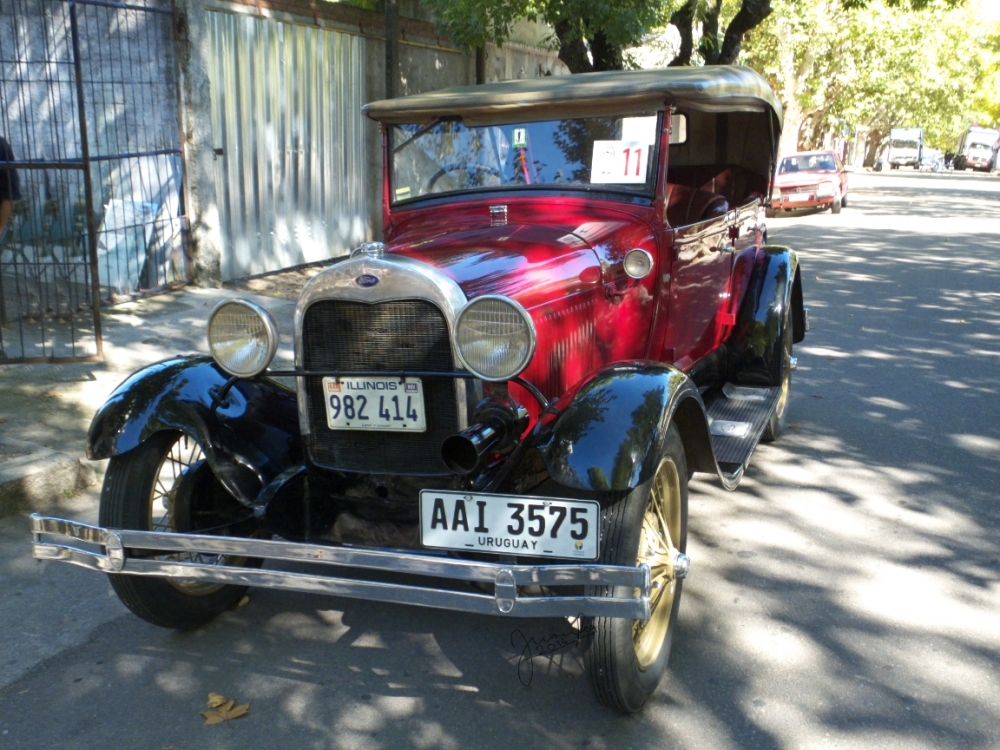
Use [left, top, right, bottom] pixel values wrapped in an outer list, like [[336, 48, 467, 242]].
[[389, 114, 661, 204], [969, 142, 992, 151], [891, 140, 920, 149], [778, 154, 837, 174]]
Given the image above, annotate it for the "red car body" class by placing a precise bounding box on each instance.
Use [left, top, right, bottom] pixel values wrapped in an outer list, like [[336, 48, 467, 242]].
[[771, 150, 848, 213], [31, 67, 807, 714], [383, 195, 757, 427]]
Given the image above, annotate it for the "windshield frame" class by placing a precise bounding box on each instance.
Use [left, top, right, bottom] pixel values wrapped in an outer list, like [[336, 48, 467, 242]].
[[386, 112, 664, 208]]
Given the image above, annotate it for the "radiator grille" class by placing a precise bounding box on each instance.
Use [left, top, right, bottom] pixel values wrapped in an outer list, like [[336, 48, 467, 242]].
[[302, 299, 459, 474], [781, 186, 816, 196]]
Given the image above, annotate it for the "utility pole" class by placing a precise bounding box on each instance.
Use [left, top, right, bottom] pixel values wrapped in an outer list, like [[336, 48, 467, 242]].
[[385, 0, 398, 98]]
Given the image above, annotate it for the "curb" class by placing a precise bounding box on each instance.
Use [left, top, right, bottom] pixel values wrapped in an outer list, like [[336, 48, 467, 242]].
[[0, 438, 99, 520]]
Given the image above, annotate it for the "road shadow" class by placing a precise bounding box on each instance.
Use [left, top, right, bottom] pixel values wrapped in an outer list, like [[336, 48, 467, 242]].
[[1, 209, 999, 748]]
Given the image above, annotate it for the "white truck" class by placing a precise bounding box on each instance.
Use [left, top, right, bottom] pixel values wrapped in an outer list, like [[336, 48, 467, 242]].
[[887, 128, 923, 169], [954, 127, 999, 171]]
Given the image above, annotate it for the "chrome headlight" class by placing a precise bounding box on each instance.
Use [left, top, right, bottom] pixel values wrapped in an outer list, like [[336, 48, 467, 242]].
[[207, 300, 278, 378], [455, 295, 536, 382], [623, 248, 654, 279], [816, 181, 837, 198]]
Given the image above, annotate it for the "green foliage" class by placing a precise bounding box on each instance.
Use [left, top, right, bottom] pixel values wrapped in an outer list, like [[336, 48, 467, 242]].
[[841, 0, 964, 8], [970, 28, 1000, 124], [421, 0, 536, 49], [421, 0, 673, 52], [741, 0, 999, 154]]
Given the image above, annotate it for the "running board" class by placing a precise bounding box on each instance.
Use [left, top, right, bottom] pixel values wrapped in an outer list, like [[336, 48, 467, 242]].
[[706, 383, 782, 480]]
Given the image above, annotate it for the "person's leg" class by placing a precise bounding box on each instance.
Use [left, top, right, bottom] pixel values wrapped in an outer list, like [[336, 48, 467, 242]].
[[0, 198, 12, 239], [0, 198, 9, 328]]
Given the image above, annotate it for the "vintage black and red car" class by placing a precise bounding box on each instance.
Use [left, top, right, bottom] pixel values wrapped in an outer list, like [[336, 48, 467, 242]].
[[31, 66, 806, 713]]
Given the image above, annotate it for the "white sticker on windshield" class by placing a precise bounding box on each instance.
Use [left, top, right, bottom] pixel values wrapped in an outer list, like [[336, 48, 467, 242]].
[[590, 141, 649, 184], [621, 116, 657, 145], [512, 128, 527, 148], [493, 127, 510, 162]]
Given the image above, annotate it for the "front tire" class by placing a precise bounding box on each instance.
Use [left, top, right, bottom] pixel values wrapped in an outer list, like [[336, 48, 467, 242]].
[[831, 197, 842, 214], [585, 425, 688, 714], [99, 431, 258, 630]]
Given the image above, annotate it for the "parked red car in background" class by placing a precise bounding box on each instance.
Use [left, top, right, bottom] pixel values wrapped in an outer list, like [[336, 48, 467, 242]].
[[769, 150, 848, 215]]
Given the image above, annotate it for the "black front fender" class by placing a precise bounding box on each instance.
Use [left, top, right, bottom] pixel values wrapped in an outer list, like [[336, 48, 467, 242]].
[[728, 245, 803, 386], [522, 363, 716, 493], [88, 357, 303, 506]]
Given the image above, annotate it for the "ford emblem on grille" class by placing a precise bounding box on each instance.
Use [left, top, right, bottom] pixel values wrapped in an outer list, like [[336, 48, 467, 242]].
[[355, 274, 379, 288]]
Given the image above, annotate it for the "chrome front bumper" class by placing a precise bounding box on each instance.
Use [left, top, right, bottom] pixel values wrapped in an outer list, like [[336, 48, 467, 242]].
[[30, 514, 690, 621]]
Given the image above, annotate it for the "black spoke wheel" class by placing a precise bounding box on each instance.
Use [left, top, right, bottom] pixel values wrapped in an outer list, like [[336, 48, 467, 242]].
[[585, 424, 688, 714], [99, 431, 260, 630]]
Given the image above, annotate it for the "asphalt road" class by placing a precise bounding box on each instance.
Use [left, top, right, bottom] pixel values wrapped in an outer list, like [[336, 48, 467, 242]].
[[1, 169, 999, 750]]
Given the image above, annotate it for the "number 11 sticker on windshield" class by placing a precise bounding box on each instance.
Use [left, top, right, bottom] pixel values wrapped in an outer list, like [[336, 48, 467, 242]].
[[590, 140, 649, 184]]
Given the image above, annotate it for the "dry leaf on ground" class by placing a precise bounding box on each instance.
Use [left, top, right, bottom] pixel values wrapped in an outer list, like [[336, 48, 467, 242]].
[[206, 693, 227, 708], [201, 694, 250, 725]]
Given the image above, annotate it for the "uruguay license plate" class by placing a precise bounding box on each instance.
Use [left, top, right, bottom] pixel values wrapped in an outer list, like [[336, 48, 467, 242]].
[[419, 491, 600, 559], [786, 193, 810, 202], [322, 376, 426, 431]]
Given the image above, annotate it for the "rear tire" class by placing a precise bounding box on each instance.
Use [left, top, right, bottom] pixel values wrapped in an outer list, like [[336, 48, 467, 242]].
[[762, 298, 793, 443], [99, 431, 258, 630], [585, 425, 688, 714]]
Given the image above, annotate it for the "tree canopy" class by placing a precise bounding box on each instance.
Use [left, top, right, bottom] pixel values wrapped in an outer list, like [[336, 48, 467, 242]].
[[740, 0, 998, 160], [422, 0, 997, 162], [421, 0, 674, 72], [424, 0, 969, 74]]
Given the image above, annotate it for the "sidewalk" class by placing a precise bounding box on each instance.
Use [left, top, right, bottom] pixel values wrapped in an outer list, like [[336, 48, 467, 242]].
[[0, 287, 296, 519]]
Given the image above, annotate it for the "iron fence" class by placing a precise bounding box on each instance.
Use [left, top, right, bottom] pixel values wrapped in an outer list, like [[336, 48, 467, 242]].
[[0, 0, 188, 363]]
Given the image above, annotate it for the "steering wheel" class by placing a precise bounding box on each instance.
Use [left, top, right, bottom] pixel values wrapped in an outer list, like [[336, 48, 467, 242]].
[[427, 163, 502, 192]]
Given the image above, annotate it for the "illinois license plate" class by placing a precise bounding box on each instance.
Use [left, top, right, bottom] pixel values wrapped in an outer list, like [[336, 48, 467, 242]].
[[419, 491, 600, 559], [322, 376, 426, 431]]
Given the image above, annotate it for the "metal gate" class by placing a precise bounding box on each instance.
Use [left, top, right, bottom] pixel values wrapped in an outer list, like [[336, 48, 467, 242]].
[[207, 12, 368, 281], [0, 0, 188, 363]]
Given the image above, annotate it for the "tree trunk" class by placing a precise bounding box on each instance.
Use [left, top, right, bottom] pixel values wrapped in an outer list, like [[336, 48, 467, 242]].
[[699, 0, 723, 65], [590, 30, 624, 71], [864, 130, 883, 167], [554, 19, 593, 74], [668, 0, 697, 66], [775, 12, 813, 157], [779, 104, 803, 158], [717, 0, 774, 65]]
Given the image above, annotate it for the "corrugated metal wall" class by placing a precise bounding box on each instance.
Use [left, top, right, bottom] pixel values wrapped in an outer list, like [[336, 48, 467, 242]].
[[207, 12, 368, 280]]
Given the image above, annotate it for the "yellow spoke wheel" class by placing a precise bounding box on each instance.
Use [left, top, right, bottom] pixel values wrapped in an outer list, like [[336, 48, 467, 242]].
[[632, 456, 683, 670], [586, 423, 688, 714]]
